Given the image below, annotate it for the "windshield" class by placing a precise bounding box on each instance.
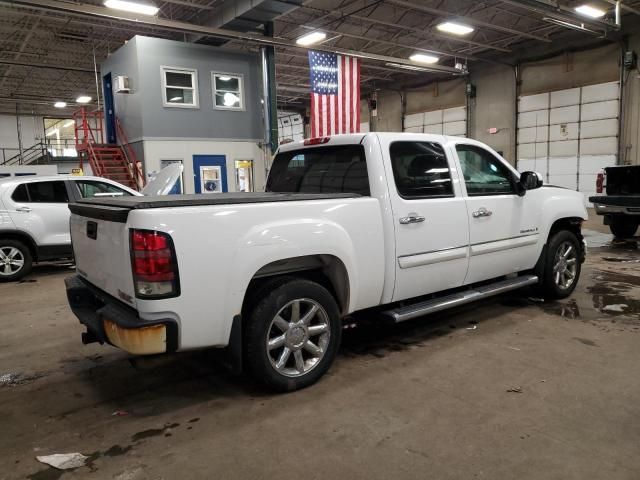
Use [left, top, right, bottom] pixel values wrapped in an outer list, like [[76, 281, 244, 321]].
[[267, 145, 370, 196]]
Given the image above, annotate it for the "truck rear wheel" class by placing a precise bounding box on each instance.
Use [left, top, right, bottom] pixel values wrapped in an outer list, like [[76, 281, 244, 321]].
[[609, 218, 638, 239], [0, 239, 32, 282], [244, 277, 341, 392], [539, 230, 581, 299]]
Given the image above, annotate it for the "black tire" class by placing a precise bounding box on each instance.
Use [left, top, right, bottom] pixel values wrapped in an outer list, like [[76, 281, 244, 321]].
[[0, 239, 32, 282], [539, 230, 581, 300], [244, 277, 342, 392], [609, 218, 638, 239]]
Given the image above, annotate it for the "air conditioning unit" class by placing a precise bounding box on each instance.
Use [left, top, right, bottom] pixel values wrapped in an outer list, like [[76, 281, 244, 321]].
[[114, 75, 130, 93]]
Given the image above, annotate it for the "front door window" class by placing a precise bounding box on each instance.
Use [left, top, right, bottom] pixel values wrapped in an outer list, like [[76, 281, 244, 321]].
[[201, 166, 222, 193]]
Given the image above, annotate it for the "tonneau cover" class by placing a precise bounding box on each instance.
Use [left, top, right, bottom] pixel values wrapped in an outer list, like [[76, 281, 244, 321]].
[[69, 192, 361, 222]]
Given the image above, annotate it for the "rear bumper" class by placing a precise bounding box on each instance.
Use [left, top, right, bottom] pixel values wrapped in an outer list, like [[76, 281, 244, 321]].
[[65, 275, 178, 355]]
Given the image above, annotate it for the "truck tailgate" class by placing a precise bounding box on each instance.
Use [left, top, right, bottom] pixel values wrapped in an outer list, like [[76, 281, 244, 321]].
[[69, 210, 136, 307]]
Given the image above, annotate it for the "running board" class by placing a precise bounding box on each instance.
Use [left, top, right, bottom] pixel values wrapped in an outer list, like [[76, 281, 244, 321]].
[[383, 275, 539, 323]]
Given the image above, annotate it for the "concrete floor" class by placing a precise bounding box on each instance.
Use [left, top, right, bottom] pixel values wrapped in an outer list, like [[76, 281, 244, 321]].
[[1, 215, 639, 480]]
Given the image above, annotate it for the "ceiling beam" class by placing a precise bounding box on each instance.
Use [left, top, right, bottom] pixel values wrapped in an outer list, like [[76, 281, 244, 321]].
[[6, 0, 462, 75], [0, 59, 96, 73], [386, 0, 552, 43]]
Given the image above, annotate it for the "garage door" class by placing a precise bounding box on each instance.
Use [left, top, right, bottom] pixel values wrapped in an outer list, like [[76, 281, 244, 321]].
[[517, 81, 619, 204], [403, 106, 467, 137], [278, 113, 304, 144]]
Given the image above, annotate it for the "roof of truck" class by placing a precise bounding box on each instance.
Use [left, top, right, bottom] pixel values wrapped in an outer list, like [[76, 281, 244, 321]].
[[276, 132, 472, 154]]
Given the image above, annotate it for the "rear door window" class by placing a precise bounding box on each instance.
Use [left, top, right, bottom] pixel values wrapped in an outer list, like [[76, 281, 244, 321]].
[[267, 145, 370, 196], [389, 141, 453, 198], [12, 181, 68, 203]]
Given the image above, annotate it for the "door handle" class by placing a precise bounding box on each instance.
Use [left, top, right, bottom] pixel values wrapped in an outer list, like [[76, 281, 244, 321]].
[[16, 206, 32, 213], [472, 207, 492, 218], [399, 215, 425, 224]]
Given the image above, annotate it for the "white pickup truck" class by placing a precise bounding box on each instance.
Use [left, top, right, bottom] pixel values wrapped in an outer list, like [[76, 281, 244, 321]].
[[66, 133, 587, 391]]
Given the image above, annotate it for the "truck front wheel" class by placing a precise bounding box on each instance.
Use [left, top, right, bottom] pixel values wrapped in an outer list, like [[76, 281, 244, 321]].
[[244, 277, 342, 392], [609, 218, 638, 239], [539, 230, 582, 299]]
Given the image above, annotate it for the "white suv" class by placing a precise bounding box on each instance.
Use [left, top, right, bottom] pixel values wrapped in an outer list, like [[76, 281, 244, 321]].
[[0, 175, 140, 281]]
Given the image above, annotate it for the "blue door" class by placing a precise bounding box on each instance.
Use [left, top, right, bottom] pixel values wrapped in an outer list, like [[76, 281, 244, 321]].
[[193, 155, 227, 193], [103, 73, 116, 144]]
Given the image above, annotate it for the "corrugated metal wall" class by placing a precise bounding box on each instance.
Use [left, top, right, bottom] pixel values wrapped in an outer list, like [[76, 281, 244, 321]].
[[517, 81, 619, 204]]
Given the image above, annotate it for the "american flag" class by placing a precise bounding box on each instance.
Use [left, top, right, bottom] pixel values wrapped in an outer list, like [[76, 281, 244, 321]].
[[308, 50, 360, 137]]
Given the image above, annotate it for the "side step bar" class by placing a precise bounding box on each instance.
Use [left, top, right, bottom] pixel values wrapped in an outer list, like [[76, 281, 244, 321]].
[[383, 274, 539, 323]]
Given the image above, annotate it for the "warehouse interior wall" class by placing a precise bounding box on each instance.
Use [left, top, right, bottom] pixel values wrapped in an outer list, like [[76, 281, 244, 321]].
[[621, 32, 640, 166], [364, 42, 640, 168], [405, 78, 466, 115], [0, 114, 45, 161], [469, 64, 516, 163]]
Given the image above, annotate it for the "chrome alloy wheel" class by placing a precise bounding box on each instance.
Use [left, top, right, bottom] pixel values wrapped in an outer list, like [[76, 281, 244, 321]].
[[0, 246, 24, 276], [266, 298, 331, 378], [553, 241, 578, 290]]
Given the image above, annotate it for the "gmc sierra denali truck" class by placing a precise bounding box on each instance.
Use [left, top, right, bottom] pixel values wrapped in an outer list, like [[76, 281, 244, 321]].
[[589, 165, 640, 238], [66, 133, 588, 391]]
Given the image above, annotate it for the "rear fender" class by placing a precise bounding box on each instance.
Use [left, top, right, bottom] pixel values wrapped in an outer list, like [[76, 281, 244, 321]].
[[223, 218, 358, 339]]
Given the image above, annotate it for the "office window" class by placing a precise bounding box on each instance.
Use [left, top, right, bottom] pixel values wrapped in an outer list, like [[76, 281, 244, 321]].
[[212, 73, 244, 110], [161, 67, 198, 108]]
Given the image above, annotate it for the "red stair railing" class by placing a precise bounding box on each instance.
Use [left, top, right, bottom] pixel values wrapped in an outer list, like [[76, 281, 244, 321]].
[[116, 117, 144, 190]]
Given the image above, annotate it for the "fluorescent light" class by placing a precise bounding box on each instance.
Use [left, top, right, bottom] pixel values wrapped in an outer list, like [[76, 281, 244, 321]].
[[76, 95, 92, 104], [296, 31, 327, 46], [104, 0, 159, 15], [409, 53, 439, 64], [575, 5, 606, 18], [46, 128, 58, 137], [437, 21, 474, 35], [63, 120, 74, 128], [223, 92, 240, 107], [169, 96, 183, 102], [218, 76, 232, 81], [54, 101, 67, 108]]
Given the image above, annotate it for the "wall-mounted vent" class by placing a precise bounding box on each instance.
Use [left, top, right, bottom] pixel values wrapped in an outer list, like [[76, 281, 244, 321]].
[[114, 75, 130, 93]]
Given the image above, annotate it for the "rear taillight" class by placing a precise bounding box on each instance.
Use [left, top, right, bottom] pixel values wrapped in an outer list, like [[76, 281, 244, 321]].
[[130, 229, 180, 298], [596, 172, 605, 193]]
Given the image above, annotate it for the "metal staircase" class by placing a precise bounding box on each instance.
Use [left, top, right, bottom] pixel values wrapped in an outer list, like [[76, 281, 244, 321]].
[[73, 108, 143, 190]]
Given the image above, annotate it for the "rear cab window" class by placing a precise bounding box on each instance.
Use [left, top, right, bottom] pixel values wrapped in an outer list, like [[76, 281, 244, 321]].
[[11, 181, 68, 203], [267, 144, 370, 196]]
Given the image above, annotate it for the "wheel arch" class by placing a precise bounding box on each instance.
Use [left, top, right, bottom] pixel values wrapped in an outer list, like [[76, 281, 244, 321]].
[[242, 254, 351, 316], [0, 229, 38, 261]]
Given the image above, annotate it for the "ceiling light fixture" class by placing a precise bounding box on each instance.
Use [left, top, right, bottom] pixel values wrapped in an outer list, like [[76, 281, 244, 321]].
[[54, 101, 67, 108], [542, 17, 601, 36], [46, 128, 59, 137], [76, 95, 92, 104], [63, 120, 74, 128], [218, 76, 232, 81], [104, 0, 159, 16], [436, 22, 474, 35], [409, 53, 440, 64], [575, 5, 606, 18], [385, 63, 449, 74], [296, 31, 327, 46]]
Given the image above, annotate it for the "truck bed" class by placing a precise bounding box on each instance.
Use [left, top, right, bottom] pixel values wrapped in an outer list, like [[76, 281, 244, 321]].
[[69, 192, 361, 222]]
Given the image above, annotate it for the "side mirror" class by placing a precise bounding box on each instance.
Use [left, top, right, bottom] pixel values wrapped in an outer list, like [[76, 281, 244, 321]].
[[518, 171, 543, 196]]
